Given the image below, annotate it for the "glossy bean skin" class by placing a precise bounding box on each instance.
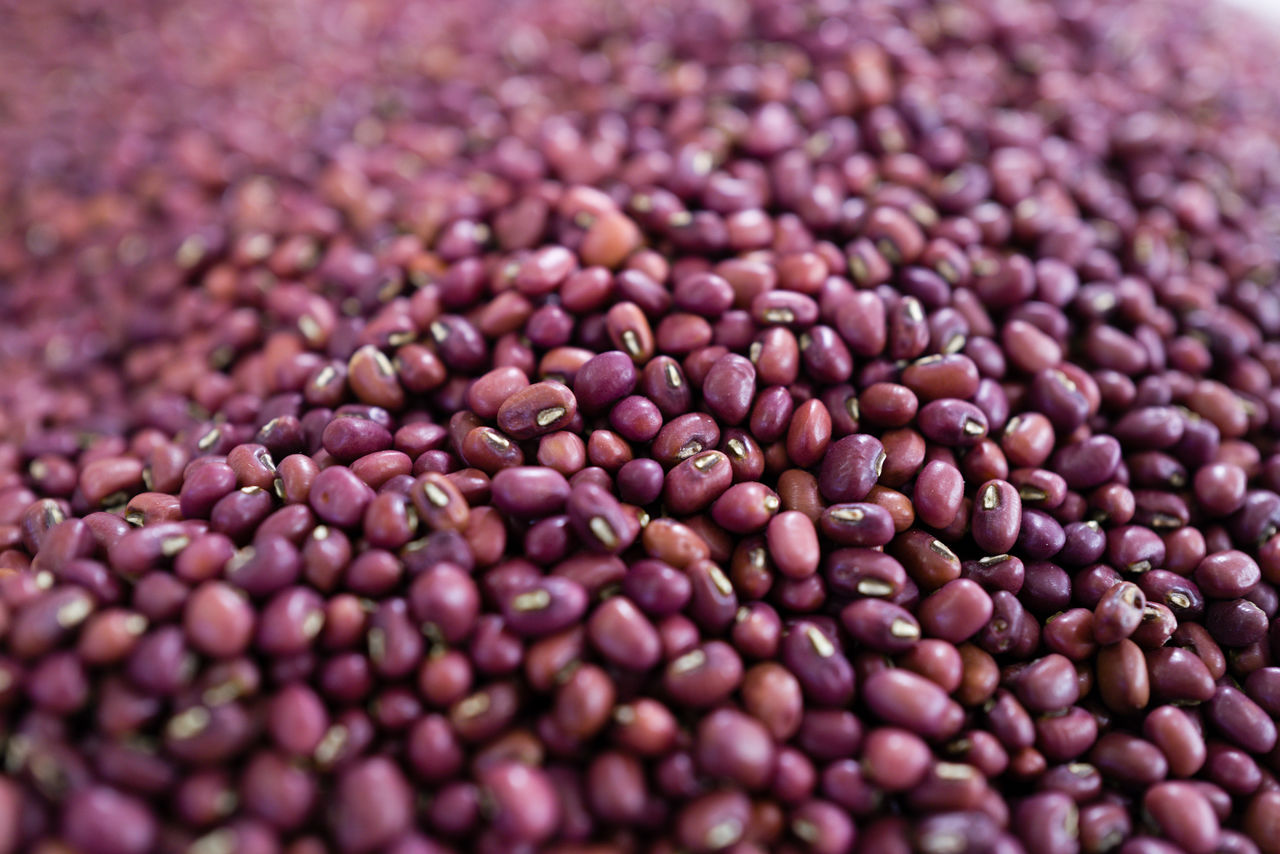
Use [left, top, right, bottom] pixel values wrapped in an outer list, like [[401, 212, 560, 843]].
[[1143, 782, 1220, 854], [1096, 639, 1150, 715], [918, 579, 993, 643], [818, 434, 885, 503], [767, 511, 820, 579], [820, 503, 895, 548], [915, 460, 965, 529], [862, 669, 959, 740], [1144, 706, 1206, 779], [497, 381, 579, 440], [11, 6, 1280, 854], [1093, 582, 1146, 645], [972, 480, 1021, 555]]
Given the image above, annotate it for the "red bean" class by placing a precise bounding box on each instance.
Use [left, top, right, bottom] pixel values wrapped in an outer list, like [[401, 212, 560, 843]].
[[8, 3, 1280, 852]]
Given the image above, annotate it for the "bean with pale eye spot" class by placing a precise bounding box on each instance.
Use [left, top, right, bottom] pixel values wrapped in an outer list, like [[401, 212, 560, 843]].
[[496, 381, 578, 440], [918, 399, 989, 447], [972, 479, 1021, 554], [1093, 582, 1147, 645], [9, 4, 1280, 852], [840, 598, 920, 653], [663, 640, 743, 708], [664, 450, 734, 515], [819, 501, 895, 547], [710, 481, 779, 533], [818, 434, 884, 503]]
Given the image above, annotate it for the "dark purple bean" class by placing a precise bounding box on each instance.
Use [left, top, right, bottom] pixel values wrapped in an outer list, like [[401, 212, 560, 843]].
[[1051, 436, 1122, 490], [224, 535, 300, 597], [62, 786, 157, 854], [779, 621, 855, 707], [972, 480, 1022, 554], [1207, 685, 1277, 754], [1195, 550, 1261, 599], [333, 757, 414, 853], [863, 668, 958, 740], [490, 467, 571, 520], [1206, 598, 1268, 646], [1059, 521, 1107, 567], [663, 640, 743, 708], [1090, 732, 1168, 787], [1014, 792, 1081, 854], [702, 353, 757, 425], [918, 399, 989, 447], [1093, 581, 1146, 645], [573, 350, 637, 412], [818, 434, 884, 503], [841, 598, 920, 653], [1140, 570, 1205, 621], [567, 481, 639, 553], [826, 547, 908, 600], [911, 810, 1001, 854], [1143, 782, 1219, 854], [918, 579, 993, 643], [962, 554, 1025, 595], [664, 450, 734, 515]]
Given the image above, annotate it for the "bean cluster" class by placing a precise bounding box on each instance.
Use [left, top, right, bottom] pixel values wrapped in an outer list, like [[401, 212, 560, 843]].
[[4, 0, 1280, 852]]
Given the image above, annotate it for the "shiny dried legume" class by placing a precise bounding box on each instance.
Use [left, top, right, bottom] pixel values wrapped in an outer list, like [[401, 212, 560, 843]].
[[4, 0, 1280, 852]]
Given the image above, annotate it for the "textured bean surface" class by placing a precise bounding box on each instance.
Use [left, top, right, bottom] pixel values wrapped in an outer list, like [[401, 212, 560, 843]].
[[3, 0, 1280, 853]]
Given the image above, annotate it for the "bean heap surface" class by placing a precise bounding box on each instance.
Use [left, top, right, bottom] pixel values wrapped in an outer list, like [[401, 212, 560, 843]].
[[4, 0, 1280, 853]]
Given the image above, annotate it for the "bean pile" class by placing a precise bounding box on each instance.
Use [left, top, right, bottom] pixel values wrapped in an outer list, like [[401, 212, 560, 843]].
[[4, 0, 1280, 852]]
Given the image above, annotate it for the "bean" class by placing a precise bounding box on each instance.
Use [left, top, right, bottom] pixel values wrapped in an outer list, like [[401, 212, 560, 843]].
[[841, 598, 920, 653], [766, 511, 820, 578], [863, 668, 957, 739], [915, 460, 966, 529], [588, 596, 661, 671], [1207, 685, 1277, 754], [711, 481, 779, 533], [1090, 732, 1168, 787], [1195, 549, 1261, 599], [309, 466, 374, 528], [695, 707, 777, 789], [573, 350, 637, 412], [1093, 582, 1146, 645], [1143, 782, 1219, 854], [1143, 706, 1206, 778], [918, 398, 989, 447], [918, 579, 993, 643], [663, 640, 743, 708], [664, 450, 734, 515], [787, 398, 833, 467], [1052, 436, 1123, 490], [702, 353, 757, 425], [825, 547, 908, 600], [497, 381, 578, 439], [1014, 654, 1079, 713], [818, 434, 885, 503], [779, 621, 855, 706], [676, 790, 751, 854], [972, 479, 1022, 554], [1096, 639, 1150, 714], [62, 786, 157, 854]]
